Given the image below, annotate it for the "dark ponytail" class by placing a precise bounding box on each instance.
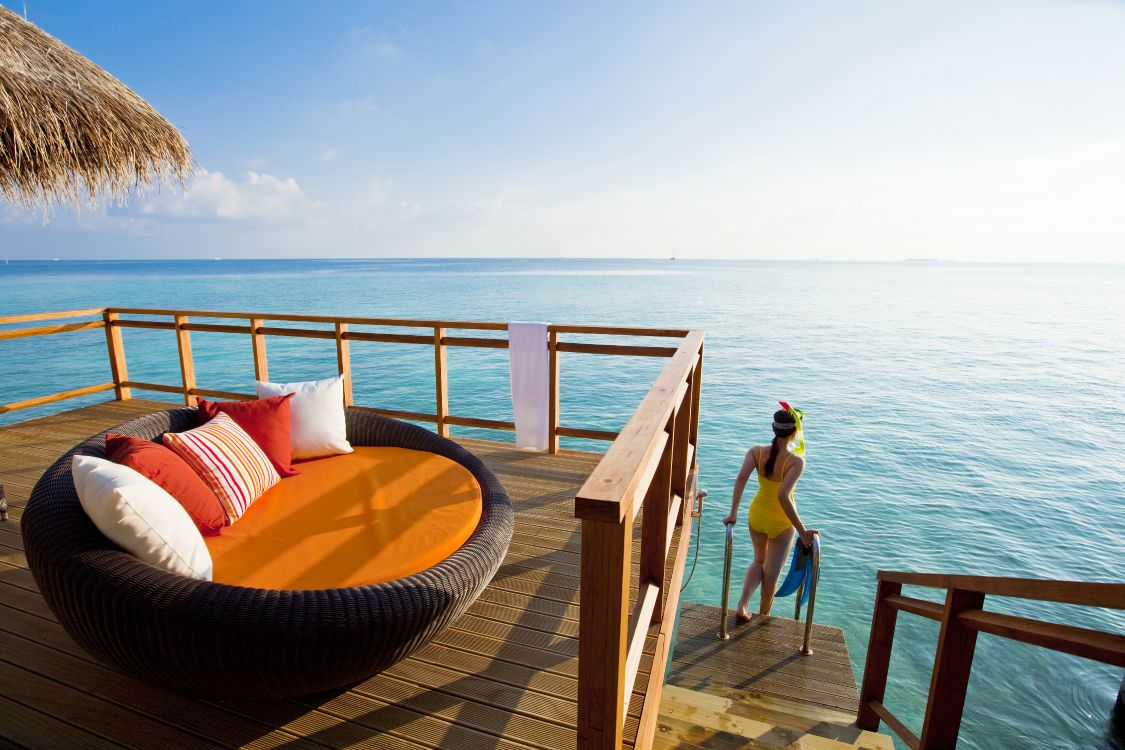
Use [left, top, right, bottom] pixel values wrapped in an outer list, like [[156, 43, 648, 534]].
[[765, 409, 797, 478]]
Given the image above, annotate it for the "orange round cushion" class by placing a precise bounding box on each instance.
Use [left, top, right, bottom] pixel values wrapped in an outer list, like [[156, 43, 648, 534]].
[[204, 447, 482, 590]]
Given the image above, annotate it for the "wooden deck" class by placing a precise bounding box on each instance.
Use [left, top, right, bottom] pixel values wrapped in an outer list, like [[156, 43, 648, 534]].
[[0, 399, 678, 750], [655, 603, 891, 750]]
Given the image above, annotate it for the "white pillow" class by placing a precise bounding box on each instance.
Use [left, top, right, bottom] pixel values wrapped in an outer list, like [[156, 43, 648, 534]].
[[71, 455, 212, 580], [255, 375, 353, 459]]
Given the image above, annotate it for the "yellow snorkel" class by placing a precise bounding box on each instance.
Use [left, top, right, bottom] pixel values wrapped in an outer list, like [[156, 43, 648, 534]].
[[778, 401, 805, 456]]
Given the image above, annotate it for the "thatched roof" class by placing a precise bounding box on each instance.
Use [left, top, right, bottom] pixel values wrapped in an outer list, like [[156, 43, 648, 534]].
[[0, 5, 192, 209]]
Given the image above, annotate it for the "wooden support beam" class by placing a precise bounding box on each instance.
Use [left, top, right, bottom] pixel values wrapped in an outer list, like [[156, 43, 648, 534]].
[[622, 582, 660, 704], [250, 318, 268, 382], [958, 609, 1125, 667], [639, 419, 674, 625], [857, 579, 903, 731], [556, 342, 677, 357], [689, 350, 702, 474], [919, 588, 986, 749], [174, 315, 196, 406], [0, 382, 115, 415], [434, 327, 449, 437], [671, 376, 691, 527], [549, 328, 561, 453], [578, 516, 631, 750], [102, 311, 130, 400], [866, 701, 920, 750], [336, 322, 352, 407], [556, 426, 618, 441], [886, 595, 945, 622]]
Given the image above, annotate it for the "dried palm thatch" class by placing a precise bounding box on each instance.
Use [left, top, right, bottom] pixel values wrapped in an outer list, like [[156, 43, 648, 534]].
[[0, 5, 192, 210]]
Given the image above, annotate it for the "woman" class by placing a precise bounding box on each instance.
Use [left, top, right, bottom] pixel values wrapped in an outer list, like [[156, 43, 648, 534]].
[[722, 402, 817, 623]]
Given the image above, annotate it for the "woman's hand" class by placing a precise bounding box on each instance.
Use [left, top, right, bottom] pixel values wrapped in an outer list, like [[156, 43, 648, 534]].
[[798, 528, 819, 548], [722, 512, 737, 526]]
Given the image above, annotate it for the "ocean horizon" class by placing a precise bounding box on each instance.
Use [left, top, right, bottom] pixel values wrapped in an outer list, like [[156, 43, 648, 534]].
[[2, 257, 1123, 749]]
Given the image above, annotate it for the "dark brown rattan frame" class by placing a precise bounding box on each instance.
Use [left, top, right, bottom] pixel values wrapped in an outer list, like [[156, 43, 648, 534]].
[[22, 408, 513, 699]]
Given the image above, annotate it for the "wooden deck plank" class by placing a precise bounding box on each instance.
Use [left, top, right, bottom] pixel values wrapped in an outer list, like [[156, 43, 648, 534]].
[[0, 695, 125, 750], [0, 614, 329, 750], [669, 603, 861, 711], [0, 398, 672, 750], [0, 660, 232, 750]]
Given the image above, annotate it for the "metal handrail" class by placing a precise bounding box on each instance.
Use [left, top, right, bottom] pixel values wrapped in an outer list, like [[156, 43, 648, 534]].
[[719, 521, 735, 640], [793, 534, 821, 655], [718, 526, 821, 654]]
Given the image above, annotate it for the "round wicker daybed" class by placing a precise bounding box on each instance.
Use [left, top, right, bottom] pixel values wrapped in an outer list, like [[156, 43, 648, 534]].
[[22, 407, 514, 699]]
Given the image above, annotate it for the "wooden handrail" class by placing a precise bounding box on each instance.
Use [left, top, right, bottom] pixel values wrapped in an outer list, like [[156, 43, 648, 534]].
[[107, 307, 691, 337], [0, 307, 105, 325], [576, 331, 703, 750], [858, 572, 1125, 749], [877, 571, 1125, 609], [0, 320, 104, 341], [575, 331, 704, 524], [106, 307, 511, 330]]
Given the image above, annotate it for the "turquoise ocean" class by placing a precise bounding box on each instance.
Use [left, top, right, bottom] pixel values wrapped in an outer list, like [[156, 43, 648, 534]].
[[1, 258, 1122, 749]]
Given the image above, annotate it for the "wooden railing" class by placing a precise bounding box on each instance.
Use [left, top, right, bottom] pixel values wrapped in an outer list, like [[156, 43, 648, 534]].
[[0, 307, 689, 452], [2, 306, 705, 749], [857, 571, 1125, 749], [0, 308, 116, 414], [575, 330, 704, 750]]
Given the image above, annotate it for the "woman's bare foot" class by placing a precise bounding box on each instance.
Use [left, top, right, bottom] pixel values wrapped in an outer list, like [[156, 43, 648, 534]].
[[735, 608, 753, 623]]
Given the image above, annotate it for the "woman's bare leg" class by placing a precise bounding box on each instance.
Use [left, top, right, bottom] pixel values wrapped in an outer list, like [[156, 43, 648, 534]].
[[758, 528, 796, 616], [735, 528, 768, 621]]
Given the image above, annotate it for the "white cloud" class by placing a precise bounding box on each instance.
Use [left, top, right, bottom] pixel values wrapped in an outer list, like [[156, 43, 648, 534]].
[[320, 147, 341, 162], [346, 27, 401, 59], [137, 170, 313, 221], [343, 178, 422, 229]]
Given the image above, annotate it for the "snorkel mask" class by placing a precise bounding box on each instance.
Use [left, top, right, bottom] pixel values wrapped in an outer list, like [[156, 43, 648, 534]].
[[777, 401, 805, 456]]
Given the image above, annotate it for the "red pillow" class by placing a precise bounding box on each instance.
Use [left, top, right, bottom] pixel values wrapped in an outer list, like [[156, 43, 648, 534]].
[[196, 395, 298, 477], [105, 433, 227, 533]]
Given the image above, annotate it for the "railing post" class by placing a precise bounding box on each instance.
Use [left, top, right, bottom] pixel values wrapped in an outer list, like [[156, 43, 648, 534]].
[[250, 318, 269, 382], [918, 588, 986, 749], [548, 328, 560, 453], [640, 417, 674, 625], [102, 311, 130, 400], [434, 327, 449, 436], [800, 541, 820, 656], [671, 378, 691, 527], [689, 350, 702, 475], [857, 579, 903, 730], [173, 315, 196, 406], [335, 322, 353, 407], [578, 515, 631, 750]]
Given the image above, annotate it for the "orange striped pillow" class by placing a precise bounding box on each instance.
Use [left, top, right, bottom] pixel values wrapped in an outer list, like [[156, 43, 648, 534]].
[[163, 412, 280, 524]]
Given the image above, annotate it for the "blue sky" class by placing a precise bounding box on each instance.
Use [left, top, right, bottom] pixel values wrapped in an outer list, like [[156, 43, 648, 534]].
[[3, 0, 1124, 261]]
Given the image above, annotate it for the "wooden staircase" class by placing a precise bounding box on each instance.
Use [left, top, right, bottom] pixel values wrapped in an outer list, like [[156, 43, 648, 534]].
[[655, 603, 893, 750]]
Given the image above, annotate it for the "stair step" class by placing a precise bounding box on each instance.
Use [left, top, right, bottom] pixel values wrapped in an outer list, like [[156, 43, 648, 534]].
[[658, 685, 894, 750]]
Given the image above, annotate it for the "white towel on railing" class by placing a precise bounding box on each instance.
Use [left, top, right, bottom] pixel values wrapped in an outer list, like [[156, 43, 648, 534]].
[[508, 321, 549, 451]]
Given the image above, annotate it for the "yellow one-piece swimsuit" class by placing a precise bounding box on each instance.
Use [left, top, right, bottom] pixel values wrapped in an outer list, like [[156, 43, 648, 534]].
[[748, 448, 795, 539]]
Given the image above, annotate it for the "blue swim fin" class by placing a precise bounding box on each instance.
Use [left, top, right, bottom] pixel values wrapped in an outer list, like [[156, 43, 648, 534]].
[[775, 541, 810, 599], [797, 537, 821, 606]]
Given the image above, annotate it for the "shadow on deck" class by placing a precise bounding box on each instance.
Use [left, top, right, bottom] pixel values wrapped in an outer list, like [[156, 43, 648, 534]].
[[0, 399, 668, 750]]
